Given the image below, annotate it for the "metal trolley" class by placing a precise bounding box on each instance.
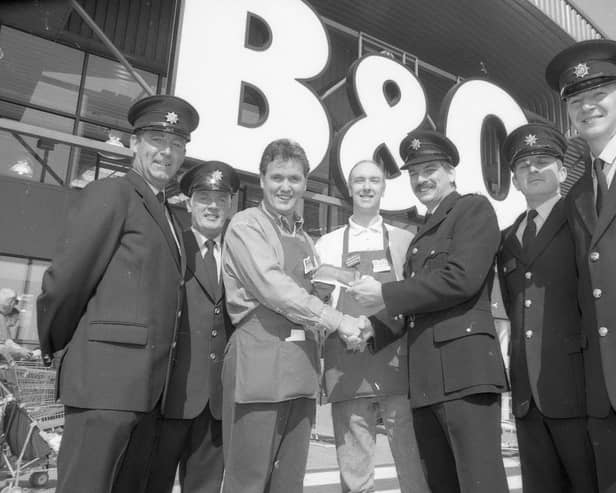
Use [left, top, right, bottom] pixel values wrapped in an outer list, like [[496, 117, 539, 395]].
[[0, 360, 63, 492]]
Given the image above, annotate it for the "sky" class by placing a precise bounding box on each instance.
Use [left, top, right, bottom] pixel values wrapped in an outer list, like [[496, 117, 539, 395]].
[[573, 0, 616, 39]]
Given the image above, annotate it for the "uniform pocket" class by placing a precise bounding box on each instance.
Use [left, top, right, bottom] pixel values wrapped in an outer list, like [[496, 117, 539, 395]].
[[87, 321, 148, 346]]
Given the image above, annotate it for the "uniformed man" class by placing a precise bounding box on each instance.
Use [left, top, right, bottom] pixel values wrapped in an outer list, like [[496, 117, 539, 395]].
[[314, 159, 429, 493], [348, 129, 509, 493], [221, 138, 366, 493], [37, 95, 198, 493], [546, 39, 616, 492], [145, 161, 239, 493], [498, 123, 597, 493]]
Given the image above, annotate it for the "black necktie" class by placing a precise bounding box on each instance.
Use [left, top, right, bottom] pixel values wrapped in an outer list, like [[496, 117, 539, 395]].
[[522, 209, 538, 256], [156, 191, 165, 204], [594, 158, 608, 216], [203, 239, 220, 299]]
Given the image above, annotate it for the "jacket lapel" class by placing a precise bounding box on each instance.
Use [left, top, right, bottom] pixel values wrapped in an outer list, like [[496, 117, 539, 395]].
[[183, 230, 219, 304], [571, 162, 597, 238], [502, 212, 525, 261], [127, 171, 181, 271], [412, 191, 459, 245], [593, 179, 616, 246], [525, 199, 566, 265]]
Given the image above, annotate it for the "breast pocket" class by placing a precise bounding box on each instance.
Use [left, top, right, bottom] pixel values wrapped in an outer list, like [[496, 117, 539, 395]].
[[423, 238, 452, 270]]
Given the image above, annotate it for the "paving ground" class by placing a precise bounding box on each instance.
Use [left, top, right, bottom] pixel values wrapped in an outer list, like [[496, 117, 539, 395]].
[[2, 404, 521, 492]]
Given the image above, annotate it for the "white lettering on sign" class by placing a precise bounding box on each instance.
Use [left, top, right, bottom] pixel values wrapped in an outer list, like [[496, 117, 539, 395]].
[[442, 79, 528, 225], [173, 1, 537, 225], [333, 54, 427, 212], [174, 0, 331, 173]]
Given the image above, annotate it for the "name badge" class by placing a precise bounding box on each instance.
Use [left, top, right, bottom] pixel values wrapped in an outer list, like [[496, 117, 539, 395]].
[[503, 258, 517, 274], [345, 254, 361, 268], [285, 329, 306, 342], [372, 258, 391, 273], [304, 256, 316, 275]]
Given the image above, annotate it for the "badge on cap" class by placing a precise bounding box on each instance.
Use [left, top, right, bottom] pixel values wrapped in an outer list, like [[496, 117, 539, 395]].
[[524, 134, 537, 147], [410, 138, 421, 150], [165, 111, 179, 125], [208, 169, 223, 187], [573, 62, 590, 79]]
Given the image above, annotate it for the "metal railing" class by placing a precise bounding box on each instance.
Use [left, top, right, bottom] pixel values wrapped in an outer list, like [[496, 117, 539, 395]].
[[527, 0, 605, 41]]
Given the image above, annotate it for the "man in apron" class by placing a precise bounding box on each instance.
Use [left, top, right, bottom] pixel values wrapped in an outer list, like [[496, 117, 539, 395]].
[[221, 138, 367, 493], [315, 159, 430, 493]]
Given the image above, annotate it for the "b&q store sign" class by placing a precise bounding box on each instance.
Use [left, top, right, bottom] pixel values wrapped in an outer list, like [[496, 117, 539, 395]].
[[174, 0, 528, 222]]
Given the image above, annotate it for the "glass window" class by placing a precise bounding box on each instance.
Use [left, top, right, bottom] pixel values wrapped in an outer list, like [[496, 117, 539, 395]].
[[0, 256, 50, 345], [0, 100, 73, 185], [0, 26, 83, 114], [80, 55, 158, 130], [70, 121, 132, 188]]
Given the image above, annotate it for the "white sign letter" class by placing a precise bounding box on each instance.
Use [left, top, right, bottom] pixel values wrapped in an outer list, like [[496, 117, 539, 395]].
[[334, 55, 427, 212], [174, 0, 331, 174], [442, 79, 528, 226]]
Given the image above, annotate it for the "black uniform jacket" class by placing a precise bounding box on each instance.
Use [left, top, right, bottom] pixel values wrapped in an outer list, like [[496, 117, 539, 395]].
[[371, 191, 508, 408], [498, 199, 586, 419], [567, 154, 616, 417], [37, 170, 185, 413], [163, 230, 233, 420]]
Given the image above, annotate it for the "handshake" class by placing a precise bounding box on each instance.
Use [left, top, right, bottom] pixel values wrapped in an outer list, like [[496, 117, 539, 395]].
[[337, 314, 374, 352]]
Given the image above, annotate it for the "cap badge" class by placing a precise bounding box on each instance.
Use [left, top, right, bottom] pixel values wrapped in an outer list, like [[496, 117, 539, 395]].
[[165, 111, 179, 125], [208, 169, 223, 186], [410, 138, 421, 150], [573, 62, 590, 79], [524, 134, 538, 147]]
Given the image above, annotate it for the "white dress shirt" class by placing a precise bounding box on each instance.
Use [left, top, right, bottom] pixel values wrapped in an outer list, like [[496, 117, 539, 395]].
[[315, 215, 414, 307]]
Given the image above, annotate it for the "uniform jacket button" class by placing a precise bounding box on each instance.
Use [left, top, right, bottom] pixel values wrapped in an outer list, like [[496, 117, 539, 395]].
[[214, 307, 221, 315], [525, 272, 532, 280], [525, 330, 533, 339], [599, 327, 608, 337], [211, 330, 218, 337], [593, 288, 602, 299], [524, 299, 532, 308], [409, 321, 415, 328], [465, 327, 471, 333], [590, 251, 600, 262], [410, 272, 416, 278], [209, 352, 216, 360], [411, 247, 418, 255], [429, 249, 435, 255]]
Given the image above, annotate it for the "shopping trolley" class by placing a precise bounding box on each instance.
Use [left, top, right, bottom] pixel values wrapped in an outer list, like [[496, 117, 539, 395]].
[[0, 360, 63, 492]]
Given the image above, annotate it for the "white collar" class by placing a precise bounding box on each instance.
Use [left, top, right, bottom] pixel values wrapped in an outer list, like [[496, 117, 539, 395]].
[[191, 227, 222, 250], [528, 193, 560, 222], [597, 132, 616, 166], [348, 215, 383, 235]]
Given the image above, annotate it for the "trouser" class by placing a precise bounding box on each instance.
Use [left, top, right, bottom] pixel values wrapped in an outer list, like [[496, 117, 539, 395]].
[[516, 400, 597, 493], [144, 403, 224, 493], [222, 397, 314, 493], [412, 393, 509, 493], [588, 409, 616, 492], [57, 406, 159, 493], [331, 394, 430, 493]]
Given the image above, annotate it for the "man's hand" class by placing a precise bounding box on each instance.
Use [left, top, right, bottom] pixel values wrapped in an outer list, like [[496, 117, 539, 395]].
[[337, 314, 363, 351], [359, 315, 375, 344], [347, 275, 385, 309]]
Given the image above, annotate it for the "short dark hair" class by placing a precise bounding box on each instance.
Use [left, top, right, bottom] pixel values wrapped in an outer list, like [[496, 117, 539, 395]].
[[259, 139, 310, 177]]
